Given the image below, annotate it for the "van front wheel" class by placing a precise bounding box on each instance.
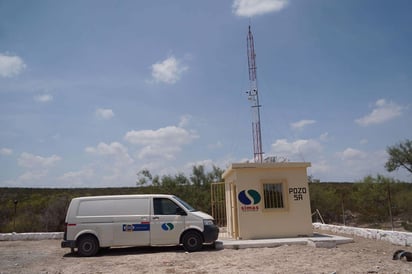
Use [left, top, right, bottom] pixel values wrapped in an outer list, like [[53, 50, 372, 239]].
[[77, 235, 99, 257], [182, 231, 203, 252]]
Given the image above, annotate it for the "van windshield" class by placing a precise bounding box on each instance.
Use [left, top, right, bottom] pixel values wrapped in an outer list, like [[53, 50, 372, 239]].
[[173, 196, 196, 212]]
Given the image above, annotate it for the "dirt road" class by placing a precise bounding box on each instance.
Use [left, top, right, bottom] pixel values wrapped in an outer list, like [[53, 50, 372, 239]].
[[0, 234, 411, 273]]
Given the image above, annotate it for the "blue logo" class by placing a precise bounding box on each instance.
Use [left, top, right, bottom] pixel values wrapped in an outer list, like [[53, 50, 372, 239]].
[[161, 223, 174, 231], [238, 189, 261, 205], [122, 223, 150, 232]]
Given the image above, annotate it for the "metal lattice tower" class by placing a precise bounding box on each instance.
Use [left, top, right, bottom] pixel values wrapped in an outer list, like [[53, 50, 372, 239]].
[[246, 25, 264, 163]]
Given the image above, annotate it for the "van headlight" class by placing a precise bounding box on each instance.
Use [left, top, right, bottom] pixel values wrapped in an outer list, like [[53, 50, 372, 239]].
[[203, 219, 214, 226]]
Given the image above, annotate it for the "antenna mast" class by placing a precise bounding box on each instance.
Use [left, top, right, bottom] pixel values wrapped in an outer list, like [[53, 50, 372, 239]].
[[246, 25, 264, 163]]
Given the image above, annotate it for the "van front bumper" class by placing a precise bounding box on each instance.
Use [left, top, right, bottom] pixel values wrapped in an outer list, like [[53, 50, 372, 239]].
[[203, 224, 219, 243], [61, 240, 77, 249]]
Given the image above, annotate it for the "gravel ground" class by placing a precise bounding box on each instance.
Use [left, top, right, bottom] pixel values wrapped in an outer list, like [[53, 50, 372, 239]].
[[0, 233, 411, 274]]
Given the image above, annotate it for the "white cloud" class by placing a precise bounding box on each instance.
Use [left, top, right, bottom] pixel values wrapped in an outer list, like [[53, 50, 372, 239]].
[[58, 168, 94, 185], [95, 108, 114, 120], [84, 142, 137, 187], [0, 53, 26, 77], [183, 159, 216, 175], [177, 132, 407, 183], [270, 138, 323, 161], [338, 148, 367, 161], [15, 152, 61, 185], [319, 132, 329, 142], [125, 126, 198, 146], [138, 145, 180, 160], [355, 99, 403, 126], [85, 142, 133, 164], [0, 148, 13, 156], [151, 56, 188, 84], [360, 139, 368, 145], [309, 160, 332, 174], [75, 123, 200, 186], [19, 170, 48, 182], [208, 141, 223, 150], [34, 94, 53, 103], [232, 0, 288, 17], [178, 115, 192, 128], [124, 126, 198, 160], [290, 119, 316, 130], [18, 152, 61, 169], [332, 148, 390, 181]]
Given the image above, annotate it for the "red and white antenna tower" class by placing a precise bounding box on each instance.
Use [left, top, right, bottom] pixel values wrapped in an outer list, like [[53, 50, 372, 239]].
[[246, 25, 264, 163]]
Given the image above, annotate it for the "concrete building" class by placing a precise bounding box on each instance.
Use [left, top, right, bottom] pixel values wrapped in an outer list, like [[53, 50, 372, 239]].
[[222, 162, 312, 240]]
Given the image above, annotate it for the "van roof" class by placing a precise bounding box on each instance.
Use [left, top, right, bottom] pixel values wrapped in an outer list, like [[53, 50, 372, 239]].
[[72, 194, 175, 201]]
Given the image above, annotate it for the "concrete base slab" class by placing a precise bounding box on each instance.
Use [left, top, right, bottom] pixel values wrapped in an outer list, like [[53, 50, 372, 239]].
[[216, 233, 353, 250], [307, 239, 336, 248]]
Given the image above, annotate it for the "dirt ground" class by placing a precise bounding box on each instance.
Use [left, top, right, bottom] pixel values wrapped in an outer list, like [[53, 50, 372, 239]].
[[0, 232, 411, 274]]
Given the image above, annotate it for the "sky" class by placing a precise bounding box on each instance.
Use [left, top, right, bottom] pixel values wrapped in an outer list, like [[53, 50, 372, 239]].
[[0, 0, 411, 188]]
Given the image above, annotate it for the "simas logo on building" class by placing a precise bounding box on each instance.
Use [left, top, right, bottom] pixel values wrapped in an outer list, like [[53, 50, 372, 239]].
[[238, 189, 261, 212], [161, 223, 174, 231]]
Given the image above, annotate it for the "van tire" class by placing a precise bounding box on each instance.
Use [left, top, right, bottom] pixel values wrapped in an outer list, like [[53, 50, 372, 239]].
[[77, 235, 99, 257], [182, 231, 203, 252]]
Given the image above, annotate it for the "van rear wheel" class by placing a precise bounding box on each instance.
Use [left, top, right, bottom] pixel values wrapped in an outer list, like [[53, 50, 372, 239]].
[[77, 235, 99, 257], [182, 231, 203, 252]]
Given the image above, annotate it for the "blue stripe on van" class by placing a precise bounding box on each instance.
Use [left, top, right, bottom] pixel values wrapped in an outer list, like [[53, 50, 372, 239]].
[[122, 223, 150, 232]]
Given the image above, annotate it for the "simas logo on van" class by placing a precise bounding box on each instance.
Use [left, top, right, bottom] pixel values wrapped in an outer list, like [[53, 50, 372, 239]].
[[161, 223, 174, 231]]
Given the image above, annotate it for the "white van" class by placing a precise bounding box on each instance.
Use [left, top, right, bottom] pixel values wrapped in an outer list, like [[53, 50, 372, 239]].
[[61, 194, 219, 256]]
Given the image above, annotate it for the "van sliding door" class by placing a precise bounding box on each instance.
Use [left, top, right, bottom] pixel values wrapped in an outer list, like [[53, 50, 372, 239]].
[[112, 197, 150, 246]]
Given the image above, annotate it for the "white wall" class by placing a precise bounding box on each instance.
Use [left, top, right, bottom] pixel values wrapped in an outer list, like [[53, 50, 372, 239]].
[[0, 232, 63, 241], [314, 223, 412, 246]]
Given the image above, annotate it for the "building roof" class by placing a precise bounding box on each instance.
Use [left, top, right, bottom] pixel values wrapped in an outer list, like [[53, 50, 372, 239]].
[[222, 162, 311, 179]]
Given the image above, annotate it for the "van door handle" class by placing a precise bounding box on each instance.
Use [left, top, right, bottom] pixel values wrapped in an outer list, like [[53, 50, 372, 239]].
[[152, 216, 159, 220]]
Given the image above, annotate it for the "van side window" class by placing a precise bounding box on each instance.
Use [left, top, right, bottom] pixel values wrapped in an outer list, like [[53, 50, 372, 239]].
[[153, 198, 181, 215]]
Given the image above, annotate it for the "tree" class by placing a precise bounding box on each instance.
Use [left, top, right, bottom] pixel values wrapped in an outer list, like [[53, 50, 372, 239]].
[[136, 169, 150, 186], [385, 139, 412, 174], [136, 169, 160, 186], [207, 165, 224, 184], [308, 175, 320, 184], [190, 165, 207, 186], [353, 176, 386, 223]]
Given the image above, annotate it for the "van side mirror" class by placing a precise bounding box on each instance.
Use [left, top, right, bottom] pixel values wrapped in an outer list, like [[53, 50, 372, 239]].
[[176, 207, 187, 216]]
